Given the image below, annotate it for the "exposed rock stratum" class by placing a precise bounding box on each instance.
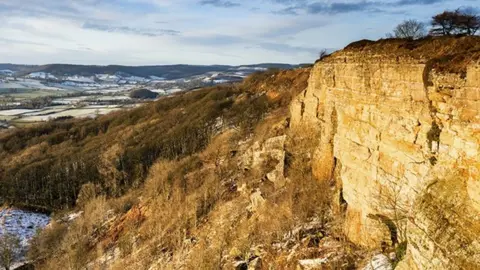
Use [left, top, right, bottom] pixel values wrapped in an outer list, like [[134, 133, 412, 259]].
[[290, 37, 480, 269]]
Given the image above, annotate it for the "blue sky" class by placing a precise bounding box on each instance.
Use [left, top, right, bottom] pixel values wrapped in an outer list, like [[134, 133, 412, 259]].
[[0, 0, 477, 65]]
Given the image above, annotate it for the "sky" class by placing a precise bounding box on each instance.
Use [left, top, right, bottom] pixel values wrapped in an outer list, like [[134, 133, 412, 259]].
[[0, 0, 477, 65]]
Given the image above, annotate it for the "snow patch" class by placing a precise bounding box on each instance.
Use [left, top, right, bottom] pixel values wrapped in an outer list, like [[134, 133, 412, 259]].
[[0, 209, 50, 247], [0, 69, 14, 75], [149, 75, 165, 81], [237, 66, 267, 71], [96, 74, 120, 81], [213, 79, 229, 84], [27, 72, 57, 79], [363, 254, 393, 270], [66, 75, 95, 83], [0, 208, 50, 268], [66, 211, 83, 222]]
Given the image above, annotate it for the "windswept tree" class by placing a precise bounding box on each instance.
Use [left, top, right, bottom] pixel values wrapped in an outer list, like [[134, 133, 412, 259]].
[[430, 10, 457, 36], [457, 8, 480, 35], [388, 19, 426, 39], [430, 9, 480, 36], [0, 233, 21, 270]]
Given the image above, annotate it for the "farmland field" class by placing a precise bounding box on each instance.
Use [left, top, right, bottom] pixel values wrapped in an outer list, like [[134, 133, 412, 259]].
[[13, 107, 121, 122], [0, 88, 70, 100]]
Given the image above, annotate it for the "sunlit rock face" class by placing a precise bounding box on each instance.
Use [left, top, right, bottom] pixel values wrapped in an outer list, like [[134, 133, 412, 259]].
[[290, 38, 480, 269]]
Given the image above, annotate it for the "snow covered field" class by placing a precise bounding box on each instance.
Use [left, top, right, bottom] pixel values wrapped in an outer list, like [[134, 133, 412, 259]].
[[0, 79, 62, 90], [0, 104, 123, 123], [0, 65, 282, 128], [23, 106, 70, 116], [0, 109, 38, 116], [16, 107, 121, 122], [0, 209, 50, 267], [26, 72, 57, 79], [0, 209, 50, 247], [52, 96, 90, 105]]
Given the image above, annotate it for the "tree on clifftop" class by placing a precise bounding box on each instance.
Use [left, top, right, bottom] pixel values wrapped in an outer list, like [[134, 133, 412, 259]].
[[458, 8, 480, 35], [0, 233, 21, 270], [388, 19, 426, 39], [430, 9, 480, 36]]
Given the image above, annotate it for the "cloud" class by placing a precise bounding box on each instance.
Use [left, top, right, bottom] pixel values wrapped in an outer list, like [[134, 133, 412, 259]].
[[270, 0, 378, 15], [181, 34, 244, 46], [199, 0, 241, 8], [274, 6, 301, 15], [82, 22, 181, 37], [0, 0, 474, 65], [271, 0, 449, 15], [307, 1, 376, 14], [395, 0, 445, 5], [0, 38, 49, 47], [257, 42, 318, 54]]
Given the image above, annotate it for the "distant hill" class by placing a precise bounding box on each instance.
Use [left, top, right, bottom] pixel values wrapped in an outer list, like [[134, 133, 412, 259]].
[[129, 88, 159, 99], [0, 63, 303, 80], [0, 64, 39, 73]]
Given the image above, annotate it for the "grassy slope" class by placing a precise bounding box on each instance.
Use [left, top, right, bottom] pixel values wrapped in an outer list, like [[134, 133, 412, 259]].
[[29, 66, 358, 270], [25, 36, 480, 270], [0, 68, 310, 211], [23, 67, 341, 270]]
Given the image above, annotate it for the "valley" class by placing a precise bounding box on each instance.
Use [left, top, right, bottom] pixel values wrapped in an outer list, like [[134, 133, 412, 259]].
[[0, 64, 299, 128]]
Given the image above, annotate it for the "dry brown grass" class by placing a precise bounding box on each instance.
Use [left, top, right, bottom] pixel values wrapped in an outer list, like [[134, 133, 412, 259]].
[[28, 67, 347, 270], [341, 36, 480, 75]]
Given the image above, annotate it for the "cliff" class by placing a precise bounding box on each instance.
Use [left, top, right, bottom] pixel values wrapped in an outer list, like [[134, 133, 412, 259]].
[[290, 36, 480, 269]]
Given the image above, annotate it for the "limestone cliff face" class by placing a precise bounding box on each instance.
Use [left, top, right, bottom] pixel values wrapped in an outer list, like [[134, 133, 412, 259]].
[[290, 37, 480, 269]]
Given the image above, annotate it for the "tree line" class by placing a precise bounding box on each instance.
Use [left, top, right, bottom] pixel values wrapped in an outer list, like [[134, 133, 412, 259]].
[[388, 8, 479, 39]]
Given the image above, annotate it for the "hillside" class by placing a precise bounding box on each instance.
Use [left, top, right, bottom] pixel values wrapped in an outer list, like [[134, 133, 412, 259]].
[[0, 68, 310, 211], [129, 89, 159, 99], [0, 36, 479, 270], [4, 67, 325, 270]]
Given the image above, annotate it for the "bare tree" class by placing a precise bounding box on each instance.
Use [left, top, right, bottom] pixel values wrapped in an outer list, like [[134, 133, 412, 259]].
[[318, 49, 330, 61], [0, 233, 21, 270], [370, 179, 410, 254], [389, 19, 426, 39]]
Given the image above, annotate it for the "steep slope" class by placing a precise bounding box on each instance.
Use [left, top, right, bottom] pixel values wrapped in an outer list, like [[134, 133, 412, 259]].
[[0, 68, 309, 211], [27, 68, 359, 270], [291, 36, 480, 269]]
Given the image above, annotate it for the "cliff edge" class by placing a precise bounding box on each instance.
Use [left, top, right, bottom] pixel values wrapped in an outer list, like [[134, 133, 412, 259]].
[[291, 36, 480, 269]]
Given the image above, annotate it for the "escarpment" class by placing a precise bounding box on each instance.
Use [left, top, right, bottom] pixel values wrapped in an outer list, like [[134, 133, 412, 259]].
[[7, 38, 479, 270], [290, 36, 480, 269]]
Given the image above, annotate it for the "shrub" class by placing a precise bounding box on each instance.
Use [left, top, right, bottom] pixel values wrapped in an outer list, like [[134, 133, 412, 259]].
[[0, 233, 21, 270], [76, 182, 101, 207], [29, 221, 68, 261]]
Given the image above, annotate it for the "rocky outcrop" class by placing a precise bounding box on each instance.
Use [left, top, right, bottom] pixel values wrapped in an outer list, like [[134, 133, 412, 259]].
[[241, 135, 288, 189], [290, 37, 480, 269]]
